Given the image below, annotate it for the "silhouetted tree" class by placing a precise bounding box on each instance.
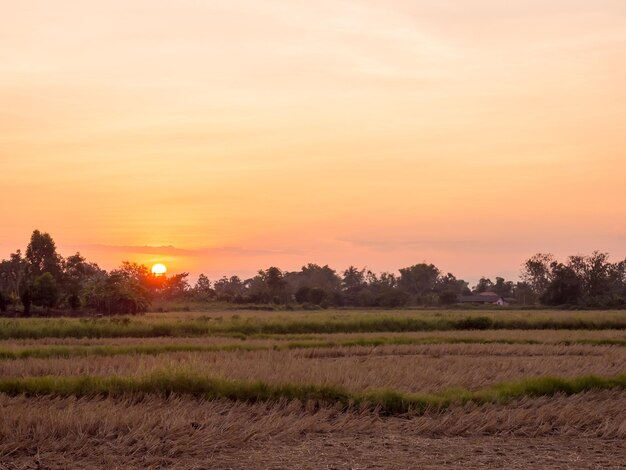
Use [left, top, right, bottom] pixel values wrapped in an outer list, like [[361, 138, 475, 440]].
[[492, 277, 514, 297], [84, 269, 150, 314], [0, 251, 28, 300], [26, 230, 63, 280], [436, 273, 470, 296], [474, 277, 494, 293], [161, 273, 190, 299], [521, 253, 554, 299], [193, 274, 215, 301], [541, 263, 583, 306], [63, 252, 102, 296], [399, 263, 440, 296], [32, 272, 59, 311], [213, 276, 245, 301], [342, 266, 366, 292]]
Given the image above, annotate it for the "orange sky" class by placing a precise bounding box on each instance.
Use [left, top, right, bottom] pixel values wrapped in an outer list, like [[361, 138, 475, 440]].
[[1, 1, 625, 283]]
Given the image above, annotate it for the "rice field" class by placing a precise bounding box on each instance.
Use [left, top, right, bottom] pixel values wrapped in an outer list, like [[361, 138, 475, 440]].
[[1, 309, 625, 469]]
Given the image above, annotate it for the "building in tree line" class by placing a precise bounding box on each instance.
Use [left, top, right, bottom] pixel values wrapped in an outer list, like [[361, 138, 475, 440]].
[[459, 291, 516, 306]]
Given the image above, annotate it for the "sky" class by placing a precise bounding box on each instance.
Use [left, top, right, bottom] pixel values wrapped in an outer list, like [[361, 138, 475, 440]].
[[1, 0, 625, 284]]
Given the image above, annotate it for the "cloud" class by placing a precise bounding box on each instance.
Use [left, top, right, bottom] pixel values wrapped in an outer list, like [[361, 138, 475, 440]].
[[76, 244, 304, 258]]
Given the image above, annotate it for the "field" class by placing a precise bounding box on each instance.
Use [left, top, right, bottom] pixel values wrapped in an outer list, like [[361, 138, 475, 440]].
[[0, 309, 625, 469]]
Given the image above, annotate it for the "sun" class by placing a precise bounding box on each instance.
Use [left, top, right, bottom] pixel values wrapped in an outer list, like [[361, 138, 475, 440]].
[[151, 263, 167, 276]]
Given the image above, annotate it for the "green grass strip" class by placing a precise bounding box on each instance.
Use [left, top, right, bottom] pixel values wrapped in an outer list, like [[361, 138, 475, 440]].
[[0, 372, 624, 415], [0, 336, 624, 362], [1, 315, 626, 340]]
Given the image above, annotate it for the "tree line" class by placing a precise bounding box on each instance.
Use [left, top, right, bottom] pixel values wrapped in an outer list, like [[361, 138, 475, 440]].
[[1, 230, 625, 315]]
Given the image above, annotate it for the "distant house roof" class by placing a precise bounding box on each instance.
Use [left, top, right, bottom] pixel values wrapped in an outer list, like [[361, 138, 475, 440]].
[[459, 293, 517, 305], [459, 293, 503, 304]]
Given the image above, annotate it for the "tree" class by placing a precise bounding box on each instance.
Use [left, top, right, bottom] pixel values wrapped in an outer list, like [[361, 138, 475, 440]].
[[299, 264, 341, 291], [541, 263, 583, 306], [63, 252, 102, 296], [492, 277, 514, 297], [474, 277, 494, 293], [399, 263, 440, 296], [263, 267, 285, 297], [213, 276, 245, 301], [514, 281, 536, 305], [32, 272, 60, 311], [83, 270, 150, 315], [26, 230, 63, 280], [0, 251, 28, 299], [342, 266, 366, 292], [162, 273, 190, 299], [193, 274, 215, 301], [521, 253, 554, 298], [568, 251, 612, 301], [436, 273, 470, 296]]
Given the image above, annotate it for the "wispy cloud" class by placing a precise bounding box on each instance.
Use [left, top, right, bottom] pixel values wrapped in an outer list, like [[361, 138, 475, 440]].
[[76, 244, 304, 257]]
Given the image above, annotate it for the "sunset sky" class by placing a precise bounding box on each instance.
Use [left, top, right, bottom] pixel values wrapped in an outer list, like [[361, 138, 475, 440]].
[[1, 0, 625, 283]]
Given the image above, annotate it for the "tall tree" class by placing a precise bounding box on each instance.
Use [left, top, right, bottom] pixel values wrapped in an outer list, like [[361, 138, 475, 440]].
[[521, 253, 554, 298], [263, 267, 286, 298], [193, 274, 215, 301], [26, 230, 63, 280]]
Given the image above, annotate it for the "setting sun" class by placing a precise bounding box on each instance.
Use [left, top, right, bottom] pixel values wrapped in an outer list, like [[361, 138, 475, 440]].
[[151, 263, 167, 276]]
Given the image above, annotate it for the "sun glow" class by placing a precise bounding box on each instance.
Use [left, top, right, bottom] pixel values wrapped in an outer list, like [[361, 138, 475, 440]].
[[151, 263, 167, 276]]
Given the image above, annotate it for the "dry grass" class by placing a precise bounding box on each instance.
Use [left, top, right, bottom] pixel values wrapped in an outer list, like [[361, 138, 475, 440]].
[[1, 311, 624, 469], [0, 392, 624, 469], [0, 332, 624, 364], [1, 343, 623, 394]]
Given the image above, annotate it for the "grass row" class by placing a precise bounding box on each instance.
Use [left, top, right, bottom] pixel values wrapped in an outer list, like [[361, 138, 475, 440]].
[[0, 372, 624, 415], [1, 336, 624, 362], [1, 314, 626, 339]]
